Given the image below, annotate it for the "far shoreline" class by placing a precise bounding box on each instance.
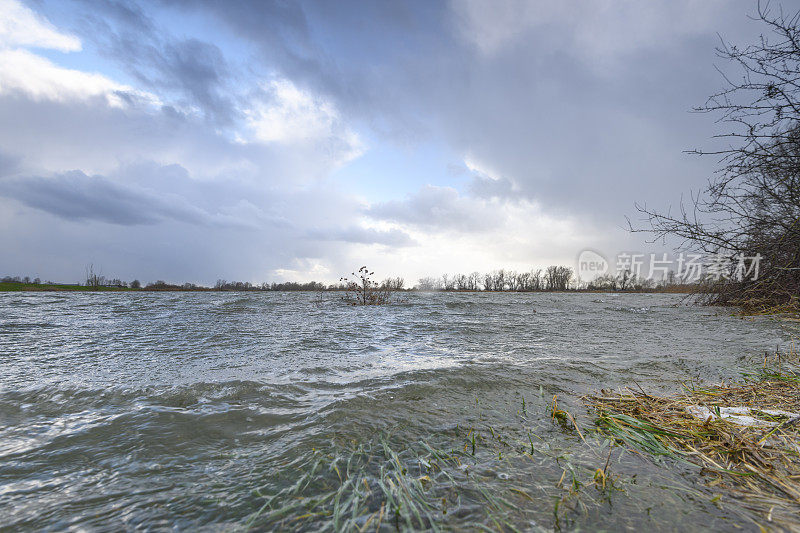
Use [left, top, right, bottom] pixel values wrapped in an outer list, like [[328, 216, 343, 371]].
[[0, 281, 695, 294]]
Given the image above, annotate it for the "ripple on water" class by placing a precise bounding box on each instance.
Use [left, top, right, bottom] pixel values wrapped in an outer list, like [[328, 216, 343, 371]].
[[0, 291, 790, 530]]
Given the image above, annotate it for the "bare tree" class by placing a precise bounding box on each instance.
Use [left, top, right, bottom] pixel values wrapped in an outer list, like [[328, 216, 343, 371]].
[[588, 273, 618, 291], [633, 3, 800, 310], [545, 265, 573, 291], [617, 268, 633, 291], [517, 271, 531, 291], [381, 277, 405, 291], [483, 272, 493, 291], [493, 269, 507, 291], [416, 277, 441, 291], [506, 271, 519, 291], [85, 264, 105, 289], [530, 269, 543, 291]]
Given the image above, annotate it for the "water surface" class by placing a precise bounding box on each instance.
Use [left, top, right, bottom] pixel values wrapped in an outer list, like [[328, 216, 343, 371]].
[[0, 292, 793, 531]]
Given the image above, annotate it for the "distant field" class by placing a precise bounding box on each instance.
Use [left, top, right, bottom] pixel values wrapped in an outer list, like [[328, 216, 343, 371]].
[[0, 282, 132, 292]]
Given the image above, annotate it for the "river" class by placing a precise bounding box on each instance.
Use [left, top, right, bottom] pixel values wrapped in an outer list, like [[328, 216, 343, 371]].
[[0, 292, 793, 531]]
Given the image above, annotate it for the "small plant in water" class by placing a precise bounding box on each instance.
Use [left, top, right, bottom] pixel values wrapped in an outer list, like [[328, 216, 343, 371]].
[[340, 266, 392, 305], [550, 395, 570, 426]]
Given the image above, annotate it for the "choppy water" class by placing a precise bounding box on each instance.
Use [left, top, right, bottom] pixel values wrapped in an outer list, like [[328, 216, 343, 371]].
[[0, 292, 795, 531]]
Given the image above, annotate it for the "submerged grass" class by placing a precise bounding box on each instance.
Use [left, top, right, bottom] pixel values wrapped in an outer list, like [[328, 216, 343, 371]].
[[239, 358, 800, 531], [241, 434, 546, 532], [242, 436, 489, 532], [585, 353, 800, 531], [240, 395, 631, 532]]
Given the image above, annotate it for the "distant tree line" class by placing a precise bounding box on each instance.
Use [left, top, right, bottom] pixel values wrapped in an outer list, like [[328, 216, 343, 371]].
[[1, 274, 403, 292], [214, 280, 329, 291], [2, 275, 45, 284], [416, 266, 575, 291], [214, 276, 405, 292], [3, 266, 690, 293], [415, 266, 692, 292], [584, 269, 679, 291]]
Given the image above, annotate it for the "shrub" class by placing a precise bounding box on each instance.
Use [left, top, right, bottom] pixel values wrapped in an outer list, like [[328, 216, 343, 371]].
[[340, 266, 392, 305]]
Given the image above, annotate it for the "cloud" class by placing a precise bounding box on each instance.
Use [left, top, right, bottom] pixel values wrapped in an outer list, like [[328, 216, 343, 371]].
[[157, 0, 738, 225], [0, 149, 21, 177], [451, 0, 728, 62], [74, 0, 234, 124], [118, 37, 231, 122], [461, 158, 517, 199], [0, 48, 158, 107], [242, 78, 364, 164], [0, 1, 157, 110], [0, 1, 377, 283], [0, 169, 261, 228], [0, 83, 361, 187], [367, 185, 507, 233], [0, 0, 81, 51], [307, 226, 416, 247], [0, 0, 766, 285], [247, 79, 342, 143]]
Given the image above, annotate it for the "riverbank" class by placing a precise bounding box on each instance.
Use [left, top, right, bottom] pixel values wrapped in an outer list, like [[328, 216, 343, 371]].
[[585, 354, 800, 531]]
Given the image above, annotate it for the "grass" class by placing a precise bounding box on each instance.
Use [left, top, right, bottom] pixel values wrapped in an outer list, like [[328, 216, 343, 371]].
[[736, 300, 800, 318], [584, 354, 800, 530], [241, 377, 800, 531], [242, 438, 467, 532], [240, 393, 632, 532]]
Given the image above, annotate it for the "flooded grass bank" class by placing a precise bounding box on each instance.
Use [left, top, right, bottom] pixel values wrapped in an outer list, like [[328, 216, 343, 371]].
[[585, 353, 800, 531], [242, 355, 800, 532]]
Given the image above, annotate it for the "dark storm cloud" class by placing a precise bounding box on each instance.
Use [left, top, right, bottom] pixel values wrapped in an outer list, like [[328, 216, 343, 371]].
[[73, 0, 234, 125], [29, 0, 764, 219], [158, 0, 328, 92], [54, 0, 752, 225], [150, 0, 756, 222], [0, 150, 21, 178], [140, 0, 449, 136], [1, 171, 231, 226]]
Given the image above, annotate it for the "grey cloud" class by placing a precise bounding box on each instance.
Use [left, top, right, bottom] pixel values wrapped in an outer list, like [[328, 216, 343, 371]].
[[143, 0, 449, 134], [307, 226, 416, 247], [0, 150, 21, 178], [160, 0, 319, 83], [0, 170, 249, 227], [0, 94, 351, 186], [468, 173, 516, 199], [367, 185, 504, 232], [5, 0, 774, 284], [140, 38, 231, 123], [71, 0, 234, 125], [0, 83, 377, 281], [38, 0, 760, 221], [153, 0, 755, 222]]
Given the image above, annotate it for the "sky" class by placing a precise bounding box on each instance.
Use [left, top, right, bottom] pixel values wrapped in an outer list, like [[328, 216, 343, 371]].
[[0, 0, 767, 285]]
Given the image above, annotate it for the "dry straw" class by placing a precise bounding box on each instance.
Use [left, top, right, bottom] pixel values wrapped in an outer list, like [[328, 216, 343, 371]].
[[585, 352, 800, 530]]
